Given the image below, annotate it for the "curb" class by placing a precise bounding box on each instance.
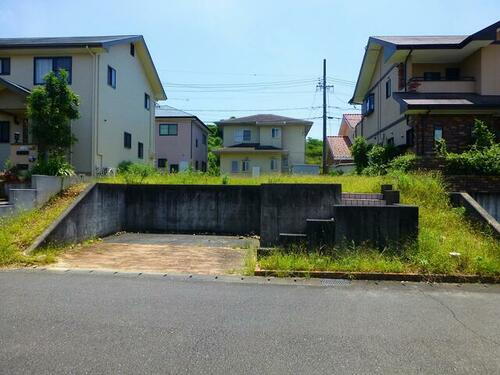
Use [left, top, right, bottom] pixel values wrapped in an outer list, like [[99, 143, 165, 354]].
[[254, 269, 500, 284]]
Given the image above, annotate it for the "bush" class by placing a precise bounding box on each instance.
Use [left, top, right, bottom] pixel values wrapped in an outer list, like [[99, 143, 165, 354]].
[[31, 155, 75, 177], [351, 137, 370, 174], [389, 153, 417, 173], [121, 163, 157, 184], [117, 160, 133, 174]]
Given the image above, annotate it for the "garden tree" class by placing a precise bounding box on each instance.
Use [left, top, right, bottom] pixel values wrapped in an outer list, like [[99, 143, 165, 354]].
[[207, 124, 222, 175], [26, 70, 80, 161], [305, 137, 323, 165], [351, 136, 370, 174], [472, 119, 495, 150]]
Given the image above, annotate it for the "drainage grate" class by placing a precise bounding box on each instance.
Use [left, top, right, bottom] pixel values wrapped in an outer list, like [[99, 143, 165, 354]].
[[320, 278, 351, 286]]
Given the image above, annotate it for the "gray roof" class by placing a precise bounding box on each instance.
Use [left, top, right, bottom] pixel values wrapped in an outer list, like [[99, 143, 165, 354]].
[[0, 77, 30, 95], [371, 35, 467, 46], [155, 105, 210, 132], [216, 114, 313, 125], [0, 35, 141, 49], [394, 92, 500, 110], [155, 105, 196, 118]]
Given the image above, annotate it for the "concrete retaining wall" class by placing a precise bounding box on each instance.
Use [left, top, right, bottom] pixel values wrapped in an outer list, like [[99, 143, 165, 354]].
[[125, 184, 261, 235], [471, 192, 500, 222]]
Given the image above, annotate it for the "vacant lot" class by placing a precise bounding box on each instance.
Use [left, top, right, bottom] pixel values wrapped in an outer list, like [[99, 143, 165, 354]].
[[50, 233, 257, 275]]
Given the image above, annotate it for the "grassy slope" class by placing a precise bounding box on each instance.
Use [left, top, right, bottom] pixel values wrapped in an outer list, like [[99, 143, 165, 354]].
[[0, 184, 87, 267]]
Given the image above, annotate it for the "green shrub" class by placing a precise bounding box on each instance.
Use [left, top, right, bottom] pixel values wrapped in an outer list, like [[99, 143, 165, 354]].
[[117, 160, 133, 174], [351, 137, 371, 174], [31, 155, 75, 177], [389, 153, 417, 173], [121, 163, 158, 184]]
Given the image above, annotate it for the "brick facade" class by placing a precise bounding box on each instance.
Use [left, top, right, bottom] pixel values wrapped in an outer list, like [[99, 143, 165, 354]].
[[408, 114, 500, 157], [444, 175, 500, 193]]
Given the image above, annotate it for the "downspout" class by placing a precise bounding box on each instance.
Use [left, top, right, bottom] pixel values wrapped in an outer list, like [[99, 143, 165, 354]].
[[404, 49, 413, 92], [86, 45, 100, 175]]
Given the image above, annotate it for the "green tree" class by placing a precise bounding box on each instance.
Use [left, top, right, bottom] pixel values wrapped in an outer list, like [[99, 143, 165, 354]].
[[26, 70, 80, 161], [207, 124, 222, 175], [351, 136, 370, 174], [305, 137, 323, 165], [472, 119, 495, 150]]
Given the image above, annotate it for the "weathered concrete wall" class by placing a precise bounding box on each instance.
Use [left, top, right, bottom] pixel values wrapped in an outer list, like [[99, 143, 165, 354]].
[[33, 184, 126, 248], [471, 193, 500, 222], [260, 184, 341, 247], [331, 205, 419, 249], [124, 184, 261, 235]]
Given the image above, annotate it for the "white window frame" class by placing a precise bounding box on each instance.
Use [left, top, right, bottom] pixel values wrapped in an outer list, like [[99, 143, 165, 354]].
[[434, 126, 443, 141], [271, 128, 280, 138]]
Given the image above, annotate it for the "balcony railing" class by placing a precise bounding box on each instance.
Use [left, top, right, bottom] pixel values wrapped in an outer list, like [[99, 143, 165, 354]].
[[407, 77, 476, 93]]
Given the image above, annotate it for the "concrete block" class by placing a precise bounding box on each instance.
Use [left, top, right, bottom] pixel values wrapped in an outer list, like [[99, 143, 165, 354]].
[[383, 190, 400, 205], [9, 189, 37, 211], [306, 218, 335, 253], [381, 184, 393, 194], [332, 205, 418, 250]]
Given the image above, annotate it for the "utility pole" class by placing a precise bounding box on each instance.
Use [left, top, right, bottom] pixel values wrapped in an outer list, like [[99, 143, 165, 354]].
[[317, 59, 334, 174]]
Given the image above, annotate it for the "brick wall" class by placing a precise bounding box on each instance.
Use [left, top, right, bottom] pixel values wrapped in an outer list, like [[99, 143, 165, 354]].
[[408, 114, 500, 157], [444, 175, 500, 193]]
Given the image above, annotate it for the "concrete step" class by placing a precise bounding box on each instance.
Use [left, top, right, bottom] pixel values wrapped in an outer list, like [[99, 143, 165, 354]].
[[341, 198, 386, 206]]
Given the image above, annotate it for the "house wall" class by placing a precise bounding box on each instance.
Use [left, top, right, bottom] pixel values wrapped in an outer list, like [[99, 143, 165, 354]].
[[259, 125, 282, 148], [222, 124, 259, 146], [281, 124, 306, 164], [462, 50, 482, 93], [359, 48, 410, 147], [480, 44, 500, 95], [191, 120, 208, 170], [0, 50, 95, 172], [220, 152, 282, 175], [155, 117, 192, 168], [96, 43, 155, 170]]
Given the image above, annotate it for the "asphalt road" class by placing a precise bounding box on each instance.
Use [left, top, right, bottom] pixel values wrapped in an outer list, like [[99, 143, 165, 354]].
[[1, 270, 499, 374]]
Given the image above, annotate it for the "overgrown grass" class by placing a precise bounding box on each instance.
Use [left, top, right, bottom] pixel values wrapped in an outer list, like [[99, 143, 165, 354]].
[[0, 184, 87, 267], [100, 171, 392, 193], [259, 171, 500, 276]]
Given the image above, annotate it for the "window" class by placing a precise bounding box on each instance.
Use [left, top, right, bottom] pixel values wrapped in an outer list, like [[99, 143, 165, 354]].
[[385, 79, 391, 98], [0, 58, 10, 75], [424, 72, 441, 81], [243, 129, 251, 141], [195, 160, 199, 170], [234, 129, 251, 142], [201, 161, 207, 172], [130, 43, 135, 56], [202, 134, 207, 145], [282, 156, 289, 169], [406, 128, 414, 146], [445, 68, 460, 81], [434, 126, 443, 141], [170, 164, 179, 173], [387, 137, 394, 146], [34, 57, 72, 84], [107, 66, 116, 88], [144, 93, 150, 110], [124, 132, 132, 149], [242, 160, 249, 172], [270, 159, 277, 171], [362, 93, 375, 116], [0, 122, 9, 143], [271, 128, 280, 138], [159, 123, 178, 136], [231, 160, 239, 173], [138, 142, 144, 159], [158, 158, 167, 168], [195, 138, 198, 148]]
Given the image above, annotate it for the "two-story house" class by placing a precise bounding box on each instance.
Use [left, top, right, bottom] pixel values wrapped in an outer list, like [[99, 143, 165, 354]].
[[155, 105, 209, 172], [214, 114, 312, 175], [350, 21, 500, 158], [0, 35, 166, 174]]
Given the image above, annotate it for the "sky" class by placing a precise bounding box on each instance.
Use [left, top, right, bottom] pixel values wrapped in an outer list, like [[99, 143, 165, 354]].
[[1, 0, 499, 139]]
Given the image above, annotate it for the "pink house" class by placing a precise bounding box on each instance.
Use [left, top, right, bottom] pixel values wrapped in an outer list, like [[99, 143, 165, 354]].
[[155, 106, 209, 172]]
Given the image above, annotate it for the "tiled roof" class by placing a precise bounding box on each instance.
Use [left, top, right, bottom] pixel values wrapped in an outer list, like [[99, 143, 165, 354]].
[[216, 114, 312, 125], [229, 143, 282, 150], [327, 136, 353, 160], [343, 114, 362, 129]]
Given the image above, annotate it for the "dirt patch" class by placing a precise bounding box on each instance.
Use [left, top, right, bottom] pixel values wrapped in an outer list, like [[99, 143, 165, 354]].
[[50, 233, 258, 275]]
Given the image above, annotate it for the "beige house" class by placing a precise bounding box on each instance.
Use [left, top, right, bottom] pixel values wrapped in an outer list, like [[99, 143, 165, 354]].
[[0, 35, 166, 174], [350, 21, 500, 157], [214, 114, 312, 175]]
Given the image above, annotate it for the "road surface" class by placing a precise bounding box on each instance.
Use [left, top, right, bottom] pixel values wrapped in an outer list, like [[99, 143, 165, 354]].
[[1, 269, 499, 374]]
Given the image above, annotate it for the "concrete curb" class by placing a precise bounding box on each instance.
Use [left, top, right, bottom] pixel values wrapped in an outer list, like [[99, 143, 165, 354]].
[[254, 269, 500, 284], [25, 183, 97, 255]]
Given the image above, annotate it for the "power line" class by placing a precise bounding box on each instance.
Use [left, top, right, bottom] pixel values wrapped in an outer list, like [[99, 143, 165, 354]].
[[158, 105, 323, 112]]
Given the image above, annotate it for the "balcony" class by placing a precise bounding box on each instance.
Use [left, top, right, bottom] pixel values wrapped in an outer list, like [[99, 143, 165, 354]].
[[408, 77, 476, 94]]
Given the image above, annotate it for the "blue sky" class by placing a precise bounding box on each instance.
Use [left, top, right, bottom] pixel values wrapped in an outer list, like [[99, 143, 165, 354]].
[[1, 0, 499, 139]]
